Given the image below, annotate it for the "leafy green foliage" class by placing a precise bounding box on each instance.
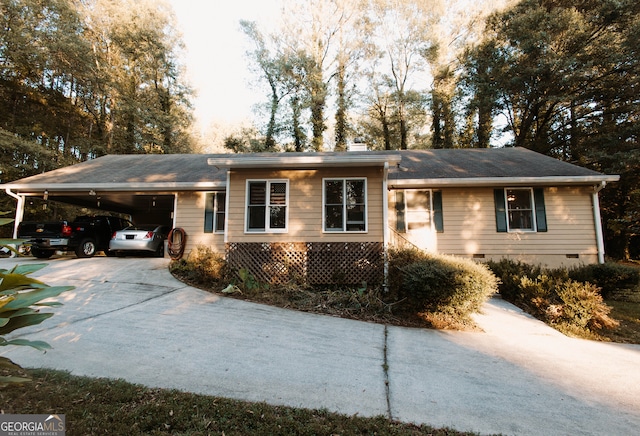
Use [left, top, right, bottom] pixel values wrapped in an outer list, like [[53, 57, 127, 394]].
[[568, 262, 640, 300], [0, 263, 73, 386], [487, 259, 620, 337], [0, 0, 194, 182], [0, 211, 19, 255], [388, 248, 498, 323], [236, 267, 265, 293], [169, 245, 230, 286], [0, 211, 29, 261], [484, 258, 546, 303]]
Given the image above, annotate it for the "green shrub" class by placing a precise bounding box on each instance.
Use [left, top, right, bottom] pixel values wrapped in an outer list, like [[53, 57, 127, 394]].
[[390, 249, 498, 321], [486, 258, 545, 302], [516, 274, 557, 317], [487, 258, 620, 336], [169, 245, 229, 286], [555, 280, 618, 331], [387, 247, 432, 295], [400, 260, 458, 308], [568, 262, 640, 299]]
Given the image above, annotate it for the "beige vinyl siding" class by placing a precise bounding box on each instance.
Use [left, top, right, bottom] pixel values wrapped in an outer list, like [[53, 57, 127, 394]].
[[228, 167, 385, 243], [390, 186, 599, 267], [175, 191, 226, 255]]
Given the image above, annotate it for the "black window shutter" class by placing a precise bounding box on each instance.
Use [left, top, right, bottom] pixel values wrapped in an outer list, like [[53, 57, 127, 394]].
[[204, 193, 214, 233], [534, 188, 548, 232], [395, 191, 405, 232], [494, 189, 508, 232], [433, 190, 444, 233]]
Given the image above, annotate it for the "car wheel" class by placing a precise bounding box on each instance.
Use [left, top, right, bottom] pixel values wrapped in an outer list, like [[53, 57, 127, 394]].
[[75, 239, 97, 258], [31, 247, 54, 259], [155, 243, 164, 258]]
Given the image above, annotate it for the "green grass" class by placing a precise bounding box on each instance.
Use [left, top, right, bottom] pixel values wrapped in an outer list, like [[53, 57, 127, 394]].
[[1, 369, 480, 436], [600, 300, 640, 344]]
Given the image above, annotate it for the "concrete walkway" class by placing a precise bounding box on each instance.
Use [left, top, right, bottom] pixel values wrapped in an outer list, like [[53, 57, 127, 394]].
[[2, 256, 639, 435]]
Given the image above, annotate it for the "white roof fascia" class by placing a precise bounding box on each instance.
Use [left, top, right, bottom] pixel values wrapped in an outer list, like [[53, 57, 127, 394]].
[[208, 154, 402, 169], [388, 175, 620, 189], [0, 181, 226, 193]]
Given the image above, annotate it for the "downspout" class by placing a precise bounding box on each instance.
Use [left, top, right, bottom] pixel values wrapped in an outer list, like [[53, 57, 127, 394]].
[[592, 181, 606, 264], [5, 188, 25, 239], [382, 162, 390, 289], [172, 193, 178, 228], [224, 169, 230, 245]]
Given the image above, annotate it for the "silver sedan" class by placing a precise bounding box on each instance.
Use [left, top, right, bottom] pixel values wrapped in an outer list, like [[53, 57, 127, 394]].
[[109, 224, 172, 257]]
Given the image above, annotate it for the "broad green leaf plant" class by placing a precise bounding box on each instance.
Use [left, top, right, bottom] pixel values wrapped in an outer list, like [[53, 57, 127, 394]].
[[1, 210, 28, 256], [0, 263, 73, 385]]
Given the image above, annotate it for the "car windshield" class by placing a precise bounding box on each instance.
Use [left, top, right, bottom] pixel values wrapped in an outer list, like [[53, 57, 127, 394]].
[[123, 225, 158, 231]]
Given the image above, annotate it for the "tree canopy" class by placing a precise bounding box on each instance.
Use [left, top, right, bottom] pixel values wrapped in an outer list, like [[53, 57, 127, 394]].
[[0, 0, 194, 184]]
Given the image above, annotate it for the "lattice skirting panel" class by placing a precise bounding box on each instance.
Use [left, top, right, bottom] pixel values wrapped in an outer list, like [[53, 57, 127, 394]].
[[226, 242, 384, 285]]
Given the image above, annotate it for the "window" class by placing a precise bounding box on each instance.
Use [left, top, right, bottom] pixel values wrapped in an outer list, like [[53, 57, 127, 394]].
[[506, 189, 534, 230], [323, 178, 366, 232], [395, 189, 444, 233], [204, 192, 226, 233], [494, 188, 547, 232], [246, 180, 288, 232], [406, 190, 431, 230]]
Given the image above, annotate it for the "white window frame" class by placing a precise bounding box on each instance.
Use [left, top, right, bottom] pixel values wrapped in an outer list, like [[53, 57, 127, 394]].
[[505, 187, 537, 232], [322, 177, 368, 233], [245, 179, 289, 233]]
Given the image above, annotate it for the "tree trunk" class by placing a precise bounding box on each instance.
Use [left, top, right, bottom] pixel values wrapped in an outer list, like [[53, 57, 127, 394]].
[[477, 103, 492, 148], [334, 64, 347, 151], [265, 87, 278, 151], [310, 96, 325, 151]]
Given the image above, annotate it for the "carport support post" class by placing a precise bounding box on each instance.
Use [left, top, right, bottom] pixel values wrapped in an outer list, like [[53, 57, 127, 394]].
[[383, 162, 390, 290], [5, 188, 25, 239]]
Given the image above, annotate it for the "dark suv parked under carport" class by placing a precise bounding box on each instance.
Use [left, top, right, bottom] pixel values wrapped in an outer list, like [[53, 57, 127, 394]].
[[18, 215, 133, 258]]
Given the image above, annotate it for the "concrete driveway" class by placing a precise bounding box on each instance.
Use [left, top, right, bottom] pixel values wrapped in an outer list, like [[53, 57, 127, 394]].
[[2, 256, 640, 435]]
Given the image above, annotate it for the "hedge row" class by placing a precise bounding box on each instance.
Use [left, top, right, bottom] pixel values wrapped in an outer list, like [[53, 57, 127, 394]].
[[486, 259, 635, 335]]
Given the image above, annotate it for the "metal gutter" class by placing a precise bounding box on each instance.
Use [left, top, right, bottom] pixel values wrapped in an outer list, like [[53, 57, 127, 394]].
[[388, 175, 620, 188], [0, 181, 226, 193]]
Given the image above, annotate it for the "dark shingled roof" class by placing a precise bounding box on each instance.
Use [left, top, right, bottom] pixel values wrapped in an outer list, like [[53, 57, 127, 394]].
[[4, 147, 612, 188], [391, 147, 604, 180], [11, 154, 227, 186]]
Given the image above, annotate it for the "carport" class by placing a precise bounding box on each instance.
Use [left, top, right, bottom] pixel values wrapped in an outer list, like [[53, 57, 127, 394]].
[[7, 188, 176, 230], [1, 154, 227, 237]]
